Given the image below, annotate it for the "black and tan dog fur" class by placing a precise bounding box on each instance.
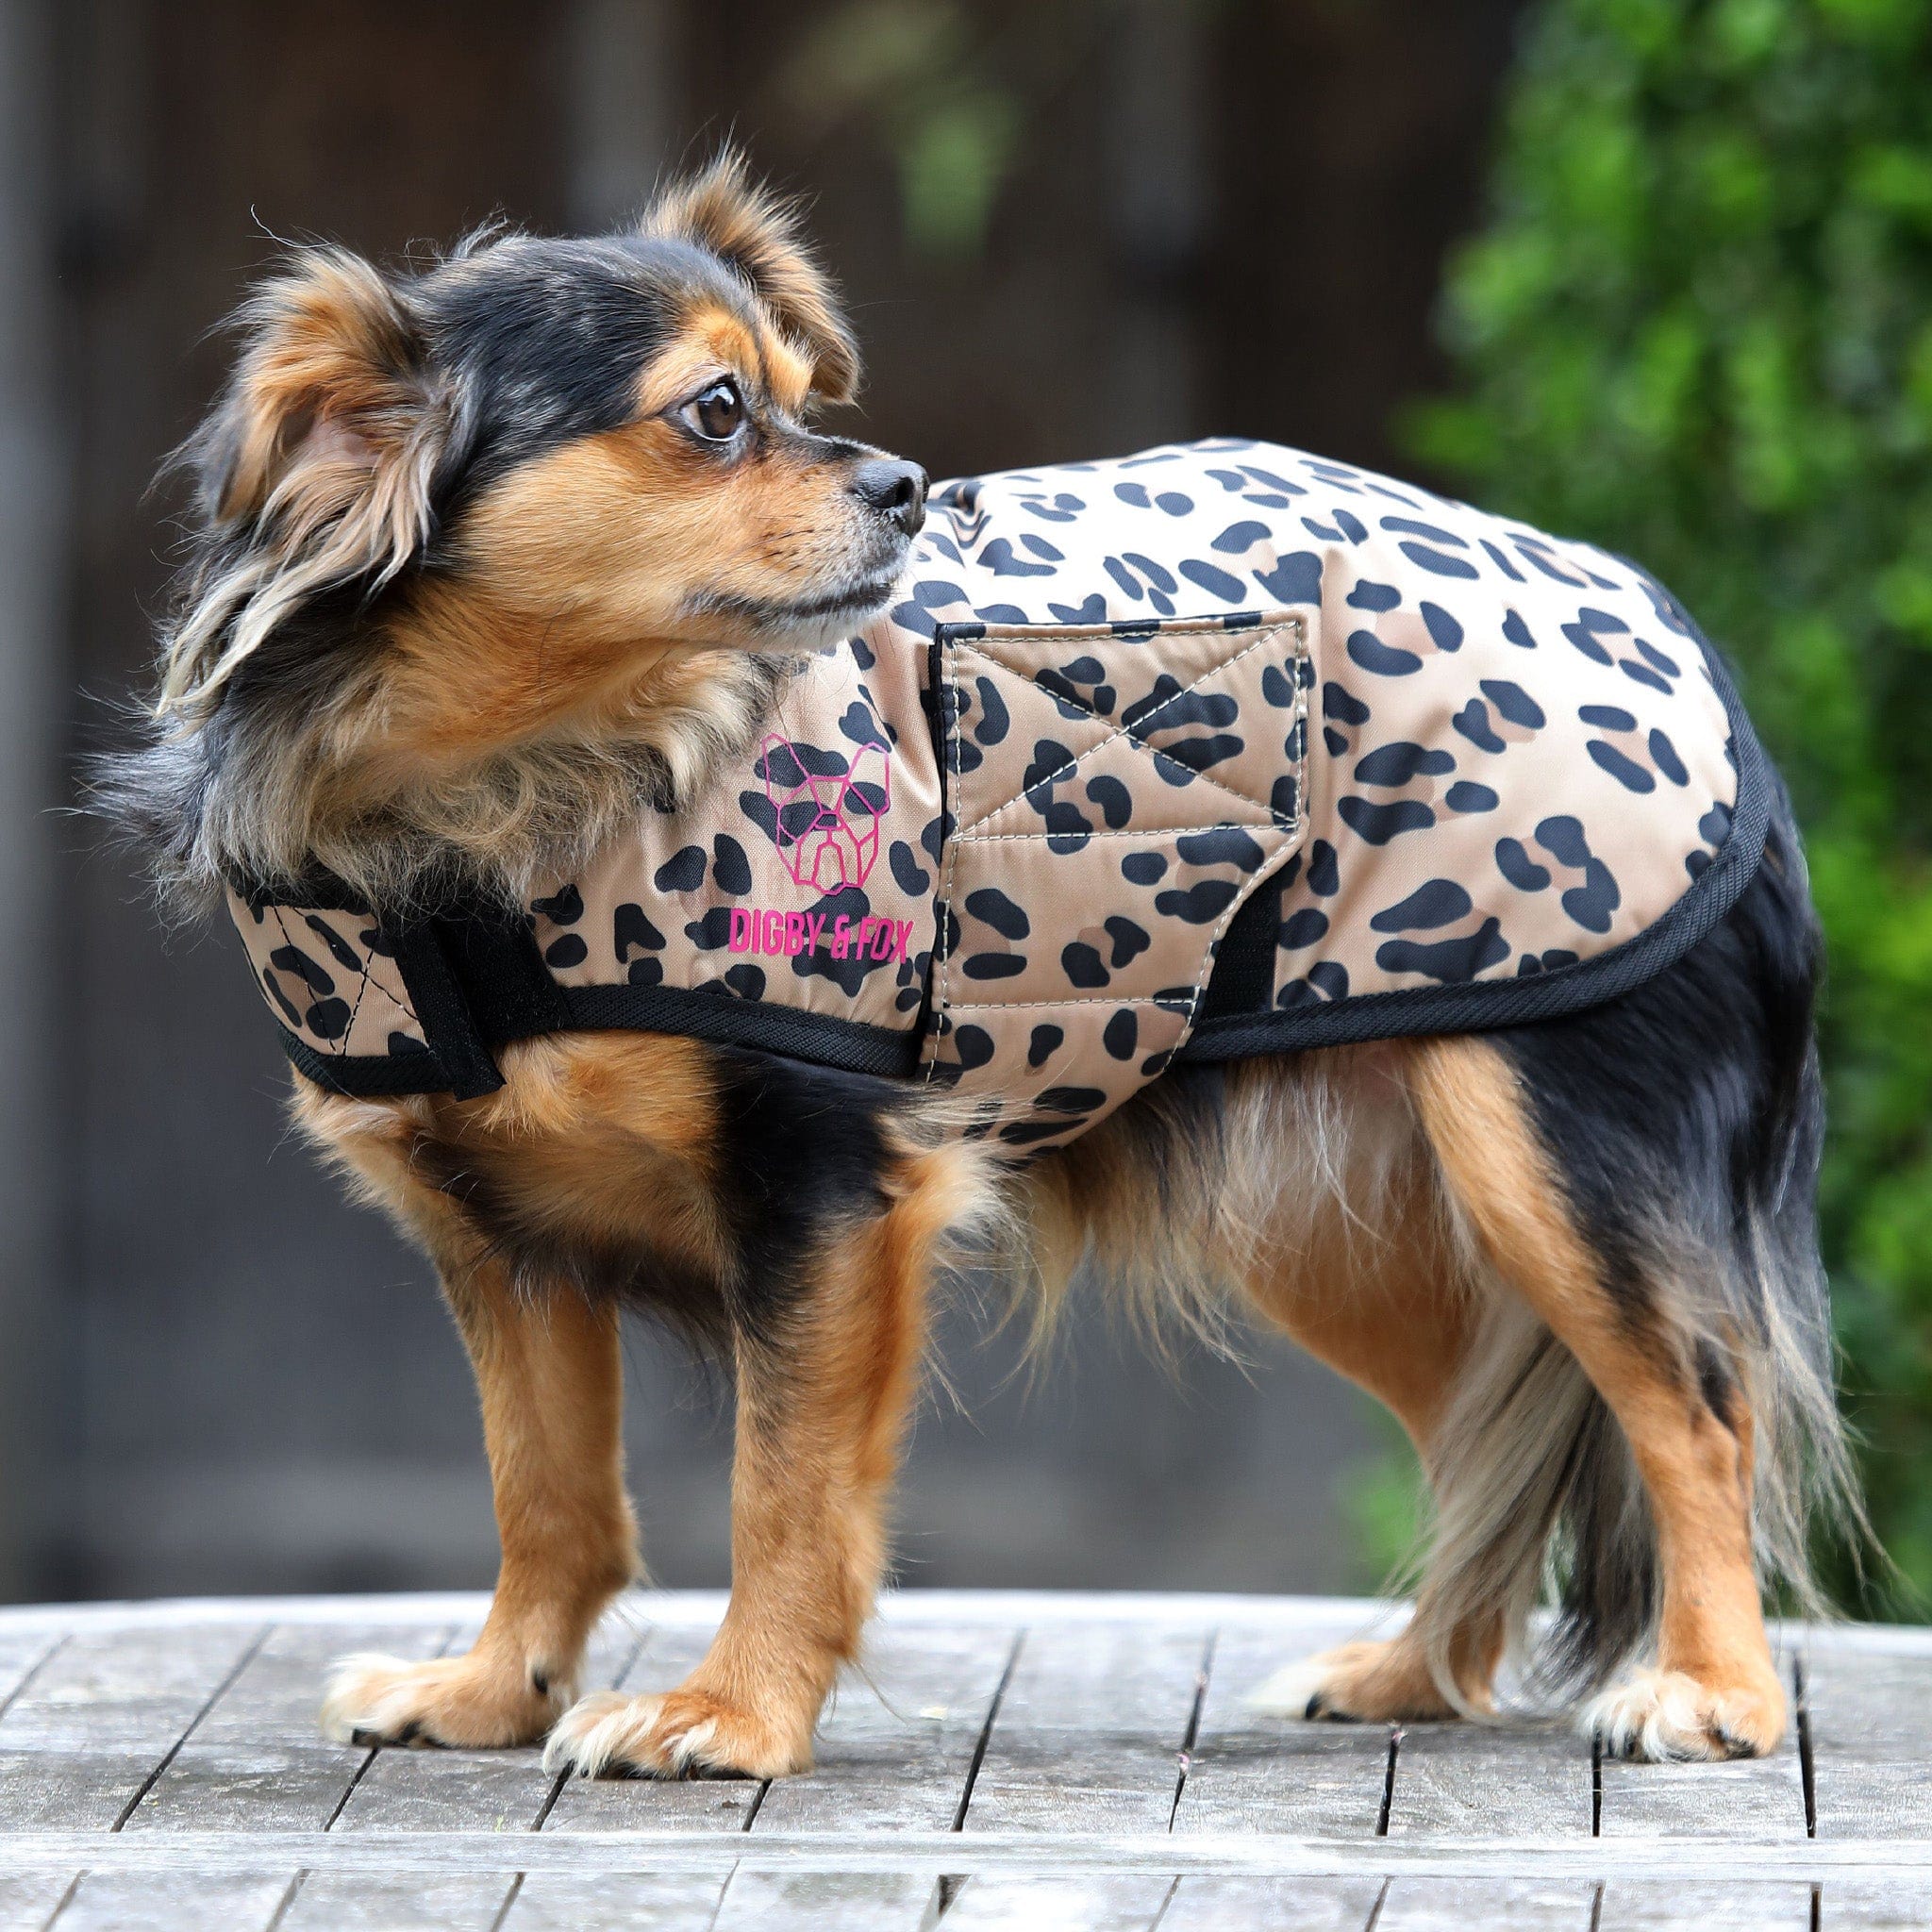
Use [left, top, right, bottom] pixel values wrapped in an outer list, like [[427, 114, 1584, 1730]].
[[103, 155, 1854, 1779]]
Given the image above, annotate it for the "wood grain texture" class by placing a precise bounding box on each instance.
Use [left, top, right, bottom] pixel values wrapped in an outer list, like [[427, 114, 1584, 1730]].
[[1594, 1747, 1806, 1840], [938, 1872, 1177, 1929], [1375, 1876, 1596, 1929], [127, 1622, 448, 1832], [1385, 1724, 1591, 1838], [1819, 1879, 1932, 1929], [0, 1620, 263, 1829], [1171, 1621, 1395, 1837], [1158, 1875, 1386, 1931], [708, 1869, 936, 1930], [48, 1870, 294, 1932], [1804, 1642, 1932, 1840], [275, 1870, 517, 1930], [6, 1591, 1932, 1926], [960, 1619, 1208, 1833], [0, 1872, 79, 1932], [751, 1622, 1017, 1833], [494, 1870, 731, 1929], [1594, 1880, 1815, 1929], [0, 1633, 58, 1714]]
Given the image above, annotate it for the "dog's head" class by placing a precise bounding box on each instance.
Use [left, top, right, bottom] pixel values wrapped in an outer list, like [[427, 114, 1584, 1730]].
[[155, 151, 923, 788]]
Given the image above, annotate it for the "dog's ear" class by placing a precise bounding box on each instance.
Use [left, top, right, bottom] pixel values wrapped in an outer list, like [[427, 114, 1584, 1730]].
[[158, 248, 465, 721], [645, 152, 861, 406]]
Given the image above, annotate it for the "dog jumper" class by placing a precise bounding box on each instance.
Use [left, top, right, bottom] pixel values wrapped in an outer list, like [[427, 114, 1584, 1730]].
[[227, 439, 1768, 1156]]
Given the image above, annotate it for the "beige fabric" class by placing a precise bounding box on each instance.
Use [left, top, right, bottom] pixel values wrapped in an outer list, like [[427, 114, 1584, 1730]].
[[922, 613, 1308, 1148], [525, 619, 940, 1033], [225, 439, 1748, 1160], [1265, 531, 1733, 1012], [227, 890, 427, 1061]]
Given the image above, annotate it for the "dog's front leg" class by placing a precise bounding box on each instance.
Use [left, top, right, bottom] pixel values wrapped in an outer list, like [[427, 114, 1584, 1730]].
[[322, 1253, 637, 1748], [545, 1164, 951, 1781]]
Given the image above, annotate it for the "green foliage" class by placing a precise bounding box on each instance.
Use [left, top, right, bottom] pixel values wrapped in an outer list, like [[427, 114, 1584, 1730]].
[[1408, 0, 1932, 1610], [1336, 1420, 1429, 1595]]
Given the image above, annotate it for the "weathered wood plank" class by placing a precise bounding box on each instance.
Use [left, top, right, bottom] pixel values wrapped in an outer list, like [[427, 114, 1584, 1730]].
[[11, 1591, 1932, 1921], [937, 1872, 1175, 1929], [1385, 1723, 1591, 1838], [1159, 1875, 1385, 1931], [0, 1632, 58, 1715], [709, 1869, 935, 1930], [1594, 1880, 1813, 1928], [1803, 1642, 1932, 1840], [275, 1871, 517, 1931], [960, 1619, 1208, 1834], [0, 1621, 263, 1830], [1821, 1879, 1932, 1929], [333, 1613, 635, 1834], [49, 1870, 294, 1932], [1376, 1877, 1596, 1928], [1595, 1746, 1807, 1840], [1171, 1620, 1395, 1837], [6, 1819, 1932, 1881], [538, 1621, 767, 1835], [1596, 1655, 1807, 1840], [127, 1622, 449, 1833], [495, 1870, 732, 1930], [751, 1622, 1017, 1834], [0, 1871, 78, 1932]]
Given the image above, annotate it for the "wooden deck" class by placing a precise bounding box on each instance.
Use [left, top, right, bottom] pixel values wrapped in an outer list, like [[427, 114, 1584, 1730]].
[[0, 1591, 1926, 1929]]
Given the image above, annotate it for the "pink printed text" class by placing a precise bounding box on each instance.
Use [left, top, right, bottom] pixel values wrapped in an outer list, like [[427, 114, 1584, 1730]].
[[727, 906, 916, 964]]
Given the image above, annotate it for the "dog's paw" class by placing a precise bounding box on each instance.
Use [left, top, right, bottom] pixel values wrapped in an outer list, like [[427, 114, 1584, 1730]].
[[1582, 1665, 1786, 1762], [541, 1686, 809, 1780], [1249, 1637, 1470, 1724], [321, 1650, 567, 1750]]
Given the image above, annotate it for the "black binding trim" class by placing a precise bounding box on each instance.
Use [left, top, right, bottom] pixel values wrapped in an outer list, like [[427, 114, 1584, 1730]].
[[278, 985, 917, 1094], [276, 1027, 457, 1097], [230, 866, 375, 917], [562, 983, 920, 1077], [1178, 620, 1773, 1060]]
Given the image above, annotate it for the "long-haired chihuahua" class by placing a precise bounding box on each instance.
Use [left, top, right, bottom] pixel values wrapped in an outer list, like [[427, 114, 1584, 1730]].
[[101, 154, 1856, 1779]]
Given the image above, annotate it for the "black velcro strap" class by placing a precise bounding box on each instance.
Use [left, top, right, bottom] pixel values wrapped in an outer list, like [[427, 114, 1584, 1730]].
[[1197, 871, 1285, 1024], [433, 906, 573, 1047], [391, 922, 505, 1100]]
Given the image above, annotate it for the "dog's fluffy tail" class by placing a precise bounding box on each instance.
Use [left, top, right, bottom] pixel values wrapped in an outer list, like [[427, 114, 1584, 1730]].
[[1407, 789, 1862, 1705]]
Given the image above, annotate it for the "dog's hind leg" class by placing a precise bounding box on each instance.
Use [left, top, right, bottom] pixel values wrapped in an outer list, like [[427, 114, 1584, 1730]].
[[542, 1139, 984, 1781], [320, 1244, 636, 1749], [1232, 1052, 1506, 1724], [1407, 1032, 1786, 1760]]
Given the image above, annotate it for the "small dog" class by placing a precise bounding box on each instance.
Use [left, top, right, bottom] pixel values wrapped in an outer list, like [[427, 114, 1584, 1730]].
[[104, 154, 1855, 1778]]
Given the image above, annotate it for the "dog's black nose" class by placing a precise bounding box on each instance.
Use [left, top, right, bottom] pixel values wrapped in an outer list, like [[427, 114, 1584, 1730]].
[[853, 458, 927, 537]]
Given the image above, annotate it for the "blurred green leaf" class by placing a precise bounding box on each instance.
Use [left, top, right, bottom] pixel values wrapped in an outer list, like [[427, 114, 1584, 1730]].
[[775, 0, 1057, 262], [899, 91, 1021, 259]]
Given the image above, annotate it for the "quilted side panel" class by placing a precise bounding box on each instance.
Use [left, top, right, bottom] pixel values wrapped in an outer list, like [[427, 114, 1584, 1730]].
[[226, 892, 429, 1061], [924, 611, 1309, 1153]]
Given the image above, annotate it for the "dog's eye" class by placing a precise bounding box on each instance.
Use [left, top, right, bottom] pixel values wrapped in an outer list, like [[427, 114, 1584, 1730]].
[[684, 380, 744, 443]]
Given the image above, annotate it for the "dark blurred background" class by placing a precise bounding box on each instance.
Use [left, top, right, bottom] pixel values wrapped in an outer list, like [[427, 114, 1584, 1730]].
[[8, 0, 1930, 1619], [0, 0, 1539, 1604]]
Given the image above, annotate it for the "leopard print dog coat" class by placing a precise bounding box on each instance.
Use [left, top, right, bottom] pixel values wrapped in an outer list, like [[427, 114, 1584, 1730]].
[[228, 439, 1765, 1157]]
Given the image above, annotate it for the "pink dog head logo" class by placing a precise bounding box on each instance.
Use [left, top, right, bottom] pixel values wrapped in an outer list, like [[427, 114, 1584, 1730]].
[[759, 731, 891, 892]]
